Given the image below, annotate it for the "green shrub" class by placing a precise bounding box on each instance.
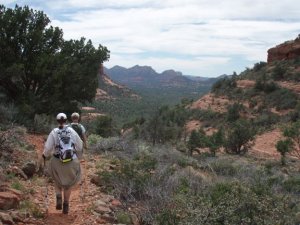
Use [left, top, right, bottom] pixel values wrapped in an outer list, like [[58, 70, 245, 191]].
[[283, 176, 300, 193], [11, 180, 25, 191], [94, 115, 116, 137], [209, 182, 234, 204], [175, 142, 188, 154], [272, 64, 286, 80], [98, 153, 156, 200], [276, 139, 293, 165], [0, 103, 18, 126], [179, 181, 294, 224], [210, 159, 238, 176], [19, 200, 44, 218], [143, 105, 188, 144], [249, 172, 273, 196], [134, 152, 157, 171], [292, 72, 300, 81], [176, 177, 190, 194], [31, 114, 55, 134], [253, 61, 267, 72], [263, 160, 280, 174], [187, 129, 207, 155], [87, 134, 102, 146], [253, 111, 279, 128], [224, 119, 256, 155], [255, 78, 279, 93], [266, 88, 297, 110], [116, 211, 132, 224], [281, 120, 300, 159], [156, 209, 179, 225], [226, 103, 243, 122], [211, 77, 237, 95], [92, 137, 128, 152], [177, 157, 190, 168]]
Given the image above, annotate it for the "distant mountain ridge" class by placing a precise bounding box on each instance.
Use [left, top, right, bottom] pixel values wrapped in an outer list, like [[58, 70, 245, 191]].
[[104, 65, 220, 88], [96, 64, 139, 100]]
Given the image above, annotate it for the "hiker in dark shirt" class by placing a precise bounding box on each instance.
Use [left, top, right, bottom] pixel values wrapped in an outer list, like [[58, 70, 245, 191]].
[[70, 112, 87, 151]]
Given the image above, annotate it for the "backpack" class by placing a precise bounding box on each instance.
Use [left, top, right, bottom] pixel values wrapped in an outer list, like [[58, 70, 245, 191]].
[[71, 123, 83, 140], [56, 127, 76, 163]]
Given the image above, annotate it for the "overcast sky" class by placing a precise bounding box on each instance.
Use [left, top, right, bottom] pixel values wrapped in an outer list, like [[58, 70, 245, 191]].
[[3, 0, 300, 77]]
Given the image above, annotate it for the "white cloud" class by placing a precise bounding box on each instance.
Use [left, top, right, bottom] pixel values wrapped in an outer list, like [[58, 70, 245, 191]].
[[2, 0, 15, 4], [3, 0, 300, 76]]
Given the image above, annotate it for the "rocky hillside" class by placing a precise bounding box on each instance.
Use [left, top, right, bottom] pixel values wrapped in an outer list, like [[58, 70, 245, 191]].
[[97, 64, 139, 101], [187, 34, 300, 157]]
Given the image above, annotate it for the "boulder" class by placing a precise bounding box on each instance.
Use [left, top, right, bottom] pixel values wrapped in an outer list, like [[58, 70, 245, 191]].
[[94, 199, 106, 207], [268, 37, 300, 63], [111, 199, 122, 207], [0, 212, 14, 225], [9, 166, 28, 180], [22, 161, 36, 178], [94, 205, 112, 214], [0, 192, 20, 210], [90, 175, 102, 186], [100, 194, 114, 203], [9, 211, 23, 223]]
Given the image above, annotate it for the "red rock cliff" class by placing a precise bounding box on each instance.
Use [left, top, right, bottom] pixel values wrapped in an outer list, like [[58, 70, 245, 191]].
[[267, 36, 300, 63]]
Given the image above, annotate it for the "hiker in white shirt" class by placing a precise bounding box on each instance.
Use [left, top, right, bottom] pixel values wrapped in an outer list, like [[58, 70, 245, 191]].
[[43, 113, 82, 214]]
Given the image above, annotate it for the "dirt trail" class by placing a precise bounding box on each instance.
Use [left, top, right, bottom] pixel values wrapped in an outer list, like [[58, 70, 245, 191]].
[[26, 134, 117, 225], [43, 162, 88, 225], [27, 135, 88, 224]]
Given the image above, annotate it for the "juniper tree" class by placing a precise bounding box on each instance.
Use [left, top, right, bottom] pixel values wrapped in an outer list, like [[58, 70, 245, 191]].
[[0, 5, 110, 118]]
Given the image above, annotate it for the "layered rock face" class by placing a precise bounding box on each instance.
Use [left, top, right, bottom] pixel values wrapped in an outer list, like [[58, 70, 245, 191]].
[[267, 37, 300, 63]]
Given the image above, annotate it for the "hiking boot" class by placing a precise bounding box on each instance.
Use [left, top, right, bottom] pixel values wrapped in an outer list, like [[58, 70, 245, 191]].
[[56, 195, 62, 210], [63, 202, 69, 214]]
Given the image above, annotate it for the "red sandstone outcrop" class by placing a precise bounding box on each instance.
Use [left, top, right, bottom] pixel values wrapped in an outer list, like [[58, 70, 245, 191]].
[[267, 36, 300, 63], [0, 190, 21, 210]]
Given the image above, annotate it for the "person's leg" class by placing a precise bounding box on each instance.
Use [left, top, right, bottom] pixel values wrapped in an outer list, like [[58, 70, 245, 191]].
[[54, 182, 62, 210], [62, 187, 72, 214]]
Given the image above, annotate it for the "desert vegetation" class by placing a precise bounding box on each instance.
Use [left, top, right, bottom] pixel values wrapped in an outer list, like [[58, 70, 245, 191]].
[[2, 3, 300, 225], [0, 5, 109, 122], [89, 136, 300, 224]]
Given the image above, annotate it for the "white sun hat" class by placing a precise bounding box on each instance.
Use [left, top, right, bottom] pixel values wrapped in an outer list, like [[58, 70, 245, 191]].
[[56, 113, 67, 120]]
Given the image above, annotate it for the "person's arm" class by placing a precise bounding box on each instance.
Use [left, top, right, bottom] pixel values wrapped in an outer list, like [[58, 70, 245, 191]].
[[43, 130, 56, 158], [82, 134, 87, 149], [81, 125, 87, 149]]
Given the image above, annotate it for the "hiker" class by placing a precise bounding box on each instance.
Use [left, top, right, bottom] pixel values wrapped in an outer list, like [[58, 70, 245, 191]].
[[70, 112, 87, 152], [42, 113, 83, 214]]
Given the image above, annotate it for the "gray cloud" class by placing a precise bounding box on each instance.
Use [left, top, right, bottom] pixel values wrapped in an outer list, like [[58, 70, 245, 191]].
[[3, 0, 300, 76]]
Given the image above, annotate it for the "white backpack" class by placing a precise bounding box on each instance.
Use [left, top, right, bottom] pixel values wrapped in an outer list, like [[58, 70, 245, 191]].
[[56, 127, 76, 163]]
